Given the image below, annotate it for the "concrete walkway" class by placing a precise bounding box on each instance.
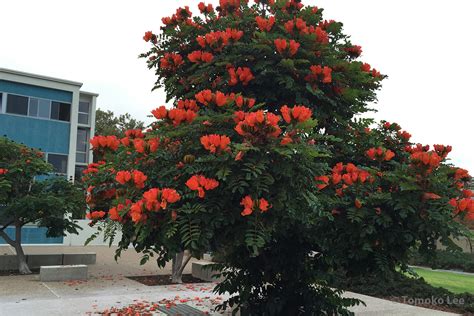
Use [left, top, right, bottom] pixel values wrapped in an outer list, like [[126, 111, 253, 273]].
[[0, 245, 460, 315]]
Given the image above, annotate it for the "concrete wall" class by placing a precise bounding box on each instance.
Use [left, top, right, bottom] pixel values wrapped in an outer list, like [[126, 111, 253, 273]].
[[63, 220, 122, 246]]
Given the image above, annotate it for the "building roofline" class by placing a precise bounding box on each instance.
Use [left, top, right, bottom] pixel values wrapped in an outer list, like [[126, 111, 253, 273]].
[[80, 90, 99, 97], [0, 67, 83, 87]]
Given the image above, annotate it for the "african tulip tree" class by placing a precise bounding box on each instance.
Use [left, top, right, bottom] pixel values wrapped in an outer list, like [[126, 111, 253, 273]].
[[83, 0, 473, 314]]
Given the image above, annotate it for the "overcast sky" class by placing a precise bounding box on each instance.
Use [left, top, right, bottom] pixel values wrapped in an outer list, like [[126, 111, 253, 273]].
[[1, 0, 473, 173]]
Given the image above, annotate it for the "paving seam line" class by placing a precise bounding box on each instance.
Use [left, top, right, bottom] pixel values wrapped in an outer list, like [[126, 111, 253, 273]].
[[41, 282, 61, 298]]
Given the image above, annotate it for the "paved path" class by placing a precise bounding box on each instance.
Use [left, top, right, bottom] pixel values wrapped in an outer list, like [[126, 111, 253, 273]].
[[0, 245, 460, 315]]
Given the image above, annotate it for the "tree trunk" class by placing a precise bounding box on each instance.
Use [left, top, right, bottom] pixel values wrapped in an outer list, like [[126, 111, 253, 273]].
[[170, 251, 192, 284], [0, 222, 31, 274], [14, 224, 31, 274]]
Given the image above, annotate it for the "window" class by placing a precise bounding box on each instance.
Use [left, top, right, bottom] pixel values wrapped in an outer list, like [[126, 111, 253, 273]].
[[6, 94, 28, 115], [74, 165, 86, 181], [78, 101, 90, 125], [51, 101, 71, 121], [76, 128, 89, 163], [47, 154, 68, 174], [28, 98, 51, 119], [0, 93, 3, 112], [4, 93, 71, 122]]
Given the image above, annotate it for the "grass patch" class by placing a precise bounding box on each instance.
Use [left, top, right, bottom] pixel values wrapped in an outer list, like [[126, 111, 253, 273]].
[[410, 267, 474, 294]]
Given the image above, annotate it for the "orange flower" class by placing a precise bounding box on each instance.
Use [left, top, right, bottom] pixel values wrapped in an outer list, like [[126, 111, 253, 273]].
[[280, 105, 312, 124], [188, 50, 214, 63], [152, 106, 168, 120], [116, 171, 132, 184], [168, 109, 197, 126], [288, 40, 300, 56], [355, 199, 362, 209], [143, 31, 154, 42], [274, 38, 287, 54], [133, 138, 146, 153], [195, 90, 213, 105], [200, 134, 231, 153], [130, 200, 145, 223], [90, 135, 120, 151], [305, 65, 332, 84], [315, 175, 329, 190], [234, 111, 281, 140], [132, 170, 147, 189], [186, 175, 219, 198], [240, 196, 254, 216], [0, 169, 8, 175], [259, 198, 271, 212], [86, 211, 106, 220], [256, 16, 275, 32]]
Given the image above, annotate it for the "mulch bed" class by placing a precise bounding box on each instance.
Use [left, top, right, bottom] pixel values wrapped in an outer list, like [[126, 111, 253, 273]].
[[127, 274, 208, 286]]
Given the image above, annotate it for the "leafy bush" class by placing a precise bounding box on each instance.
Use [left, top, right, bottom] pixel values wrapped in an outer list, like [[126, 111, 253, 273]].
[[410, 250, 474, 273], [329, 271, 474, 314]]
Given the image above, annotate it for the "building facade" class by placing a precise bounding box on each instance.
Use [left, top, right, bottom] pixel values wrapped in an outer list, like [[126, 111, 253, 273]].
[[0, 68, 98, 244]]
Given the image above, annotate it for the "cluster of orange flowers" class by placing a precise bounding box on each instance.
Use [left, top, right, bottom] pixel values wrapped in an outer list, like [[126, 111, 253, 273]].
[[234, 111, 281, 139], [90, 135, 120, 151], [186, 175, 219, 198], [280, 105, 312, 124], [108, 201, 131, 222], [449, 189, 474, 220], [228, 67, 254, 86], [256, 16, 275, 32], [316, 163, 372, 196], [361, 63, 381, 78], [200, 134, 231, 154], [240, 196, 270, 216], [366, 147, 395, 161], [143, 188, 181, 211], [274, 38, 300, 57], [198, 2, 214, 14], [128, 137, 160, 154], [152, 106, 197, 126], [188, 50, 214, 63], [409, 148, 443, 172], [115, 170, 148, 189], [86, 211, 106, 220], [196, 29, 243, 51], [159, 53, 184, 71], [176, 99, 199, 111], [195, 90, 233, 107], [305, 65, 332, 84]]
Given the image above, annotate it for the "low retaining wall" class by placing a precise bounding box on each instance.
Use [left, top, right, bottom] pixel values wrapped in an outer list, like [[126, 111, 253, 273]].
[[0, 253, 96, 271], [40, 265, 88, 282], [192, 261, 223, 282]]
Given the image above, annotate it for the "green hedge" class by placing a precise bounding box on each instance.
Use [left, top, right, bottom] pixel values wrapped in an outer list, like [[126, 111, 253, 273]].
[[329, 272, 474, 314], [410, 250, 474, 273]]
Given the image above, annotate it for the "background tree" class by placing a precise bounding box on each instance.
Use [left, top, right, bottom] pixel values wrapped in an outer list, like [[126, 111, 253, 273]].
[[83, 0, 473, 314], [95, 109, 145, 137], [0, 137, 84, 274]]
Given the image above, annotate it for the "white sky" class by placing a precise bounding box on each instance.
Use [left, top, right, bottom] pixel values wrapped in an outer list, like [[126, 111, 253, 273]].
[[1, 0, 473, 173]]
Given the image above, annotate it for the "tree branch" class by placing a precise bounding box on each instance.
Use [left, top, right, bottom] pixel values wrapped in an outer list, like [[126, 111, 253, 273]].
[[1, 220, 14, 232], [0, 229, 15, 247]]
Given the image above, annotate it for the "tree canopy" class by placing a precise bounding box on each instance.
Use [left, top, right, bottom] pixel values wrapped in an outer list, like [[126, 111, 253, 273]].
[[0, 137, 84, 274]]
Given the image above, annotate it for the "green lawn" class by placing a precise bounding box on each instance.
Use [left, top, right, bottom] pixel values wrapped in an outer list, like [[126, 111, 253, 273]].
[[410, 267, 474, 294]]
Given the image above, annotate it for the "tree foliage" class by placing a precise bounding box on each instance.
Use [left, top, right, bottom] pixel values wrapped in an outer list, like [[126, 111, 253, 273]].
[[82, 0, 473, 314], [95, 108, 145, 137], [0, 137, 83, 274]]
